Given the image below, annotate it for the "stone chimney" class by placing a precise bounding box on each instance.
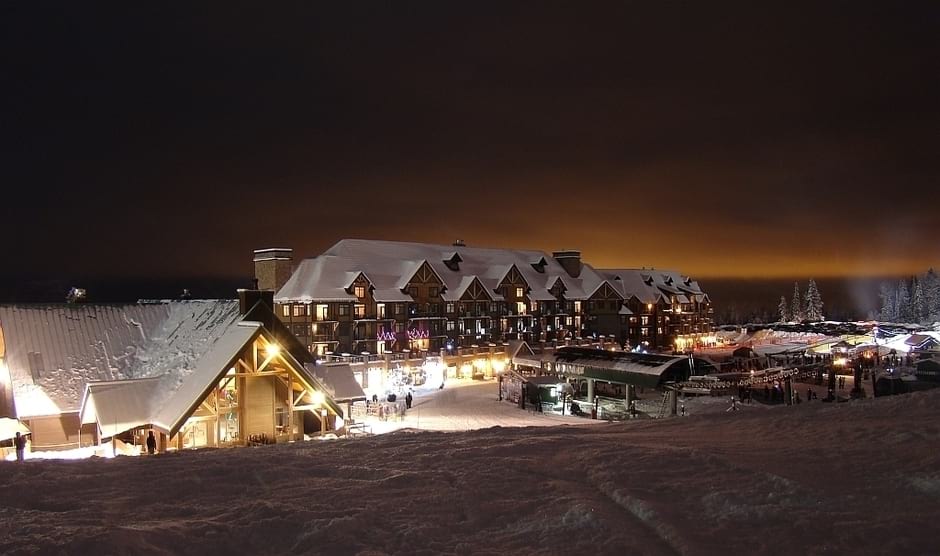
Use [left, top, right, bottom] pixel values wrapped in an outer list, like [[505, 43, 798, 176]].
[[552, 250, 582, 278], [253, 248, 293, 292]]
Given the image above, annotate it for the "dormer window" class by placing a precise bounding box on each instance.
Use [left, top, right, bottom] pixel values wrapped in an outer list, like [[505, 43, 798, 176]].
[[531, 257, 547, 273], [443, 252, 463, 271], [354, 286, 365, 298]]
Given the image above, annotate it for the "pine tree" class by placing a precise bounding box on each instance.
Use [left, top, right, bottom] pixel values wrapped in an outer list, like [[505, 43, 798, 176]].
[[896, 279, 912, 323], [879, 281, 897, 322], [924, 268, 940, 324], [778, 296, 790, 322], [912, 276, 927, 324], [790, 282, 803, 322], [804, 279, 824, 321]]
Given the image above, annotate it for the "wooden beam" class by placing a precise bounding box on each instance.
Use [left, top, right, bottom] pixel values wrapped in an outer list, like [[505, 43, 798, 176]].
[[287, 372, 294, 442], [235, 370, 290, 378], [257, 351, 278, 373]]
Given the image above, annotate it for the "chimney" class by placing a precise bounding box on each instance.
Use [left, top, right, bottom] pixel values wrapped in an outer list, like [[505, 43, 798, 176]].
[[453, 239, 466, 247], [253, 248, 293, 292], [552, 250, 582, 278]]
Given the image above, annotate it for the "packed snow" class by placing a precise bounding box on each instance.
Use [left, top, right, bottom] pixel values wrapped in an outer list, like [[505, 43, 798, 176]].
[[2, 379, 938, 555]]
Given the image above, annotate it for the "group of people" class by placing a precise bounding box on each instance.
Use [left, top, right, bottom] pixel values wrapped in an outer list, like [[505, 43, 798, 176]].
[[367, 390, 414, 421]]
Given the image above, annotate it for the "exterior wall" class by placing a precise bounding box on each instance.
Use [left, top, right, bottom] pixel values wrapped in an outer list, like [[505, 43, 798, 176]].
[[25, 413, 97, 450], [243, 375, 276, 440]]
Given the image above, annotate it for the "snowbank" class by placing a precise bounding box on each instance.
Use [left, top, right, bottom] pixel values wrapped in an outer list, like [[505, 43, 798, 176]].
[[1, 386, 938, 555]]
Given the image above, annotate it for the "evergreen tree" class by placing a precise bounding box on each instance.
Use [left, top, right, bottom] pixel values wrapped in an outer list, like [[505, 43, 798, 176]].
[[804, 279, 824, 321], [924, 268, 940, 323], [912, 276, 927, 324], [879, 281, 897, 322], [790, 282, 803, 322], [896, 279, 912, 323], [778, 296, 790, 322]]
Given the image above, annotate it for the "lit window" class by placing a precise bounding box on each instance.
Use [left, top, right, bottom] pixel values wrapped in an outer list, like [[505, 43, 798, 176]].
[[282, 305, 291, 317], [574, 301, 581, 313], [354, 286, 365, 298], [515, 287, 524, 298], [354, 304, 365, 318], [446, 303, 455, 313], [293, 305, 305, 317], [530, 301, 537, 312], [316, 305, 329, 320]]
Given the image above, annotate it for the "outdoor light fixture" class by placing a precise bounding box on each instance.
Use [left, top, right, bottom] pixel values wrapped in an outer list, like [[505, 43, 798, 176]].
[[265, 343, 280, 357], [311, 390, 325, 406]]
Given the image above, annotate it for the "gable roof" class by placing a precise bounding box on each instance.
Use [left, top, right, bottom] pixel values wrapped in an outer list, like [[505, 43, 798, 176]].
[[276, 239, 664, 306], [600, 269, 705, 306], [80, 378, 162, 439], [0, 301, 241, 419]]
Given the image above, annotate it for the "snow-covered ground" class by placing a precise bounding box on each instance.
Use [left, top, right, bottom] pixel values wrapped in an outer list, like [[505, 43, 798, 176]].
[[359, 379, 599, 434], [2, 383, 938, 555]]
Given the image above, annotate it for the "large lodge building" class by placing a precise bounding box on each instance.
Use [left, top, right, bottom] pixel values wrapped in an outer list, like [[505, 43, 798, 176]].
[[265, 239, 714, 357]]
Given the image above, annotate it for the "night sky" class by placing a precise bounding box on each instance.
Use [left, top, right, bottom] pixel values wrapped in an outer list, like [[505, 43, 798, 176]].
[[2, 2, 938, 284]]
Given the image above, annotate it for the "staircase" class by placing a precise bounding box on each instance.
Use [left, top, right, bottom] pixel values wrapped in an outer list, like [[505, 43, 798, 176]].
[[656, 389, 670, 419]]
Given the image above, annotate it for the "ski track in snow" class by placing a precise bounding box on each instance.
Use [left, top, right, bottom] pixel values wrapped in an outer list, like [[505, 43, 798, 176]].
[[1, 381, 939, 555]]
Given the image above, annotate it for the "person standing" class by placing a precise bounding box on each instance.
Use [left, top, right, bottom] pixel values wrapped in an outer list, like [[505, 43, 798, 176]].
[[146, 431, 157, 455], [13, 432, 27, 462], [405, 391, 413, 409]]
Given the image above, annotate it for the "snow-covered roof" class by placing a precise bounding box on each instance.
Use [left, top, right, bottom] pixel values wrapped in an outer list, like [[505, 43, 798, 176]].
[[0, 417, 30, 442], [307, 363, 367, 402], [600, 269, 705, 306], [553, 347, 712, 387], [80, 378, 163, 439], [0, 301, 241, 418], [276, 239, 637, 306], [151, 321, 261, 434]]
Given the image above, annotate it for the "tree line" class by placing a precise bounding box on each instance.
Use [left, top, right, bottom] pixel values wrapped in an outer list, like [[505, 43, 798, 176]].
[[878, 269, 940, 325], [777, 279, 824, 322]]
